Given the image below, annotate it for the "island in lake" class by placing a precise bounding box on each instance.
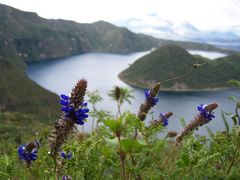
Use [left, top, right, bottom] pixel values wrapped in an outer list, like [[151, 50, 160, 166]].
[[119, 45, 240, 91]]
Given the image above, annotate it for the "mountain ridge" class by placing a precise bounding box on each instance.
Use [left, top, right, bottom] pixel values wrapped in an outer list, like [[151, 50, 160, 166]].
[[0, 3, 235, 67]]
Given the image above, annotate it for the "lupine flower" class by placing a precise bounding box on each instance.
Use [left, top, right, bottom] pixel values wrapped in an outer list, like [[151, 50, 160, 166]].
[[197, 104, 215, 121], [160, 113, 169, 126], [176, 103, 218, 144], [18, 142, 38, 165], [48, 79, 88, 159], [62, 176, 72, 180], [145, 89, 159, 106], [150, 112, 173, 127], [138, 83, 160, 121], [60, 94, 89, 125], [60, 151, 72, 160]]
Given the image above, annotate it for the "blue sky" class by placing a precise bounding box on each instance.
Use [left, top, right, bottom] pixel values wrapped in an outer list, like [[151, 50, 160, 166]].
[[0, 0, 239, 31]]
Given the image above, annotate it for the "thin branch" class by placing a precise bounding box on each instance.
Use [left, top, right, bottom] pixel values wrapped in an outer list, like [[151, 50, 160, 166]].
[[160, 67, 194, 85], [226, 146, 238, 175]]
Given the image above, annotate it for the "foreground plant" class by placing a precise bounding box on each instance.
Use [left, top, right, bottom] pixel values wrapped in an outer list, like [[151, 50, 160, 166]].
[[18, 141, 39, 167], [176, 103, 218, 144], [48, 79, 89, 178], [3, 78, 239, 179]]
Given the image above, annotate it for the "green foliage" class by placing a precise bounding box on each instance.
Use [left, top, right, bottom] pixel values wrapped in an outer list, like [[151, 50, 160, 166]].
[[228, 79, 240, 87], [119, 139, 143, 153], [103, 118, 123, 133], [108, 87, 134, 105], [0, 96, 240, 179], [87, 90, 103, 105], [0, 111, 51, 153]]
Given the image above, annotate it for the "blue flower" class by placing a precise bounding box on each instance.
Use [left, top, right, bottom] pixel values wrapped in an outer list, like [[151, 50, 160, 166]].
[[62, 176, 72, 180], [145, 89, 158, 106], [61, 151, 72, 160], [160, 113, 169, 127], [198, 104, 215, 121], [18, 144, 37, 162], [60, 94, 89, 125]]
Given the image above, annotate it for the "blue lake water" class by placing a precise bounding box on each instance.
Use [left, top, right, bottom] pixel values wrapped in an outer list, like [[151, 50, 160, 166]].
[[27, 51, 239, 135]]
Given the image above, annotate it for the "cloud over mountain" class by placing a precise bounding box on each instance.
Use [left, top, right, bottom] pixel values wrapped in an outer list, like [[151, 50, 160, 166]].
[[116, 14, 240, 51]]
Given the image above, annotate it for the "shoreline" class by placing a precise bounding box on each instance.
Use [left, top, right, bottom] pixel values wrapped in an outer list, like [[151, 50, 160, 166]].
[[118, 74, 238, 92]]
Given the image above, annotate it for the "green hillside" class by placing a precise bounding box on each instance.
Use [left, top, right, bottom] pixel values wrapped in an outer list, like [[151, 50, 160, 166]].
[[119, 45, 240, 90], [0, 59, 60, 122]]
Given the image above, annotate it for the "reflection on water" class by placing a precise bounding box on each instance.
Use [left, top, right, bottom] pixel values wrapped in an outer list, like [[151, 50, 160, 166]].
[[27, 51, 238, 135]]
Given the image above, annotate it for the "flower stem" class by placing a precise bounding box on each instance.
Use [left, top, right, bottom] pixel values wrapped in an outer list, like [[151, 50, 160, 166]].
[[116, 100, 122, 118], [117, 136, 126, 180], [121, 156, 126, 180], [226, 146, 238, 175]]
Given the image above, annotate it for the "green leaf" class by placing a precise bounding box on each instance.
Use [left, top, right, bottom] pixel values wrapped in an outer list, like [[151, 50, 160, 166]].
[[206, 126, 214, 137], [221, 111, 229, 132], [120, 139, 143, 153], [108, 86, 134, 105], [0, 171, 11, 179], [181, 151, 190, 166], [228, 96, 240, 103], [103, 119, 122, 133], [104, 137, 118, 148], [228, 80, 240, 87], [179, 117, 186, 127], [125, 113, 142, 128], [231, 114, 239, 126], [87, 90, 103, 104]]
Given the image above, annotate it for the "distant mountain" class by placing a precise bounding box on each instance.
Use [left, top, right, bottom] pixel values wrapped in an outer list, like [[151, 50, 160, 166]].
[[117, 15, 240, 51], [0, 3, 234, 67], [119, 45, 240, 91], [0, 3, 161, 65]]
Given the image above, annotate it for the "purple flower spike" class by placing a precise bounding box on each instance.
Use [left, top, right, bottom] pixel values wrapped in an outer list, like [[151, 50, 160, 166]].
[[198, 104, 215, 121], [145, 89, 158, 106], [59, 93, 89, 125], [61, 151, 72, 160], [18, 144, 38, 162], [62, 176, 72, 180], [61, 94, 69, 100], [160, 113, 169, 127]]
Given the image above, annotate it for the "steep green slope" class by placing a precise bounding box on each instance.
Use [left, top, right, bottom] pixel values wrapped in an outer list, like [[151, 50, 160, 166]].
[[0, 3, 161, 65], [0, 59, 60, 122], [119, 45, 240, 90]]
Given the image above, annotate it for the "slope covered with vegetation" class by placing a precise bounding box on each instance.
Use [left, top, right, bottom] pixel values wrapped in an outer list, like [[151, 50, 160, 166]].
[[0, 59, 60, 121], [0, 59, 60, 147], [119, 45, 240, 90]]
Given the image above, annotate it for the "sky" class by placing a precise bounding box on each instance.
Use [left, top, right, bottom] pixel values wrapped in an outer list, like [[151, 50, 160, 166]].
[[0, 0, 239, 31]]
